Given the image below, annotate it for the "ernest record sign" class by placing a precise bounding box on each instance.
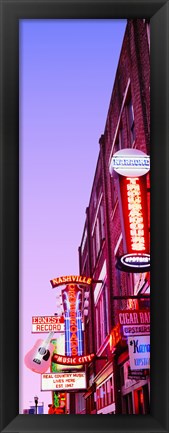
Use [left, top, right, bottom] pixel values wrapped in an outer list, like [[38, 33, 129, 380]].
[[32, 316, 64, 333], [128, 335, 150, 370]]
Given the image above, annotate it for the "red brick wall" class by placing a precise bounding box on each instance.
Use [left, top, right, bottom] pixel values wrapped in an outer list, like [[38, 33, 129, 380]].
[[79, 19, 150, 385]]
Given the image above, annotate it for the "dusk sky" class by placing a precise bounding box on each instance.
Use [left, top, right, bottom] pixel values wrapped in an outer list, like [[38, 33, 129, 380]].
[[19, 19, 126, 414]]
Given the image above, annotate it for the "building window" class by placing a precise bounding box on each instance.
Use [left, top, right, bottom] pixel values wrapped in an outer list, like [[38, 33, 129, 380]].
[[107, 379, 112, 405], [134, 388, 144, 414], [143, 384, 150, 414], [120, 365, 124, 387], [95, 284, 109, 351], [127, 98, 136, 145], [114, 125, 124, 152], [96, 376, 114, 410], [145, 19, 150, 51], [100, 201, 105, 239], [123, 392, 133, 414], [92, 197, 105, 268]]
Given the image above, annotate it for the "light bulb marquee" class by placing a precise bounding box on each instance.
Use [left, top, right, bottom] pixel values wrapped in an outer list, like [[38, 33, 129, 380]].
[[50, 275, 92, 288]]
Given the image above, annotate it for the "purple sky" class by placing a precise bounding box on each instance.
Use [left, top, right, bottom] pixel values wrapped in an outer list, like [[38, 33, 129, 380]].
[[19, 19, 126, 414]]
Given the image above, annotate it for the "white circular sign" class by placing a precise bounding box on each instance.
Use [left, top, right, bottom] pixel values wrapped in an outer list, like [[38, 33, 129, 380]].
[[109, 149, 150, 177]]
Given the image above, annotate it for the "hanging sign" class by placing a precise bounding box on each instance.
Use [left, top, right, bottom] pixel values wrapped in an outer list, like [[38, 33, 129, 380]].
[[109, 323, 122, 351], [32, 316, 64, 333], [62, 284, 84, 357], [119, 175, 149, 254], [128, 366, 147, 380], [128, 335, 150, 370], [116, 253, 150, 273], [118, 309, 150, 337], [41, 372, 86, 391], [52, 353, 95, 365], [50, 275, 92, 288], [109, 149, 150, 178]]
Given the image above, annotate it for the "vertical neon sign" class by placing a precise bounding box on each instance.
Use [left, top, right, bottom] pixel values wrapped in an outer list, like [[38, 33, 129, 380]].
[[62, 284, 83, 356], [119, 175, 149, 254]]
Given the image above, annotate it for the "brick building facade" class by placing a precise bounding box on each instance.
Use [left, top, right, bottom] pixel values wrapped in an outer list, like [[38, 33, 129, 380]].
[[78, 19, 150, 415]]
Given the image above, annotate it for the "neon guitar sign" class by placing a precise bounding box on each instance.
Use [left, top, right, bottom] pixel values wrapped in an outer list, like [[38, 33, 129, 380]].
[[62, 284, 83, 357]]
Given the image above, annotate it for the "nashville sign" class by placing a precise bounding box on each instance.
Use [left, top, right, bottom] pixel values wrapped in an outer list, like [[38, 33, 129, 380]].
[[52, 353, 95, 365], [50, 275, 92, 288]]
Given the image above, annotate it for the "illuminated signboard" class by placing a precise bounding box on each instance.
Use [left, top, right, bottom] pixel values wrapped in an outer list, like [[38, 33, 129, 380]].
[[53, 391, 66, 414], [118, 309, 150, 337], [32, 316, 64, 333], [109, 323, 121, 352], [62, 284, 83, 357], [41, 372, 86, 391], [109, 149, 150, 178], [116, 253, 150, 273], [52, 353, 95, 365], [118, 175, 149, 267], [128, 335, 150, 370], [50, 275, 92, 288]]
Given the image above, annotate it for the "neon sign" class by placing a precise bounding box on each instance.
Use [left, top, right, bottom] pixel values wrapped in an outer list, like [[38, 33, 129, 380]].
[[62, 284, 83, 357], [109, 323, 121, 352], [52, 353, 95, 365], [31, 316, 64, 333], [117, 253, 150, 272], [109, 149, 150, 177], [50, 275, 92, 288], [119, 176, 149, 255]]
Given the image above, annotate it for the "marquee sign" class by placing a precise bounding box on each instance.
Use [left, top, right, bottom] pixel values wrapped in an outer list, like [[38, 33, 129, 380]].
[[32, 316, 64, 333], [116, 253, 150, 273], [41, 372, 86, 391], [109, 149, 150, 273], [109, 323, 122, 352], [128, 335, 150, 370], [50, 275, 92, 288], [52, 353, 95, 365], [62, 284, 83, 357], [109, 149, 150, 178], [118, 309, 150, 337]]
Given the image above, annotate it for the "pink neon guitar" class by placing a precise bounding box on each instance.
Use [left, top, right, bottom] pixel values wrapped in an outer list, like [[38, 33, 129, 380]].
[[24, 331, 55, 374]]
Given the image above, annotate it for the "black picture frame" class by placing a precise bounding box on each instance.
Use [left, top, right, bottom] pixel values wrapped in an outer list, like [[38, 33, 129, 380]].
[[0, 0, 168, 432]]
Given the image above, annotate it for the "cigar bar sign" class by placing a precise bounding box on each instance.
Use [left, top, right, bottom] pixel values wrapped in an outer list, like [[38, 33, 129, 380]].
[[32, 316, 64, 333], [41, 372, 86, 391], [118, 310, 150, 337], [50, 275, 92, 288]]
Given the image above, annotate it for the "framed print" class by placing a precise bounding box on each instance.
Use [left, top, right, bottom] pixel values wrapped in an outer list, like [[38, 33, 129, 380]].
[[0, 0, 169, 432]]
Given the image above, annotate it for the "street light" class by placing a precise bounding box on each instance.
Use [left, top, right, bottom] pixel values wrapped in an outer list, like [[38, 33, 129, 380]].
[[34, 395, 38, 415]]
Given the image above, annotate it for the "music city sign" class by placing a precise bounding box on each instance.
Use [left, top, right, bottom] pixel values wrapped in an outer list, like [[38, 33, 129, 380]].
[[52, 353, 95, 365]]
